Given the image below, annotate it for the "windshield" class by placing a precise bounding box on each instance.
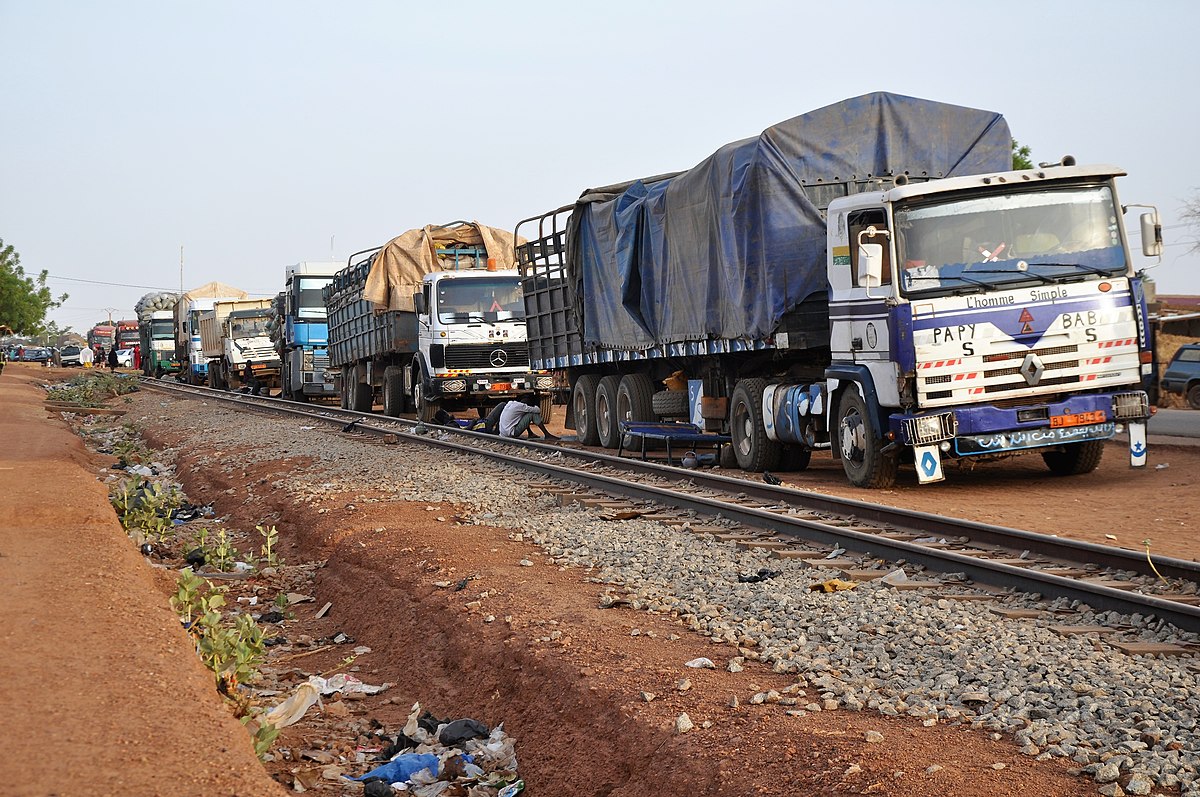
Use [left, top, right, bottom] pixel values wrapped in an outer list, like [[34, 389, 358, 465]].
[[894, 184, 1127, 297], [437, 277, 525, 324], [151, 319, 173, 337], [297, 277, 331, 319], [229, 317, 269, 338]]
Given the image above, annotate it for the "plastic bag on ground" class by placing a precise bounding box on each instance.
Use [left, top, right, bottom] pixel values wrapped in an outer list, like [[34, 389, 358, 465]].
[[347, 753, 439, 784], [438, 718, 489, 747], [264, 681, 321, 728]]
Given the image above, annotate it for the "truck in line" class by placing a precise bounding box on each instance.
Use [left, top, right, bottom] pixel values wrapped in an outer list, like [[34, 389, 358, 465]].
[[516, 92, 1158, 488], [174, 281, 250, 385], [199, 298, 281, 391], [273, 261, 342, 401], [135, 292, 182, 377], [87, 324, 115, 354], [325, 221, 553, 420]]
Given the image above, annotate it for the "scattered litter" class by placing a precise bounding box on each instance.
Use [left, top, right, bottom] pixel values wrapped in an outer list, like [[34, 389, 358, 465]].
[[438, 718, 489, 746], [314, 673, 389, 696], [314, 601, 333, 619], [352, 645, 372, 656], [684, 657, 716, 669], [348, 753, 440, 784], [264, 680, 322, 728], [126, 464, 155, 477], [1156, 463, 1169, 470], [737, 568, 780, 583], [184, 548, 206, 568], [809, 578, 858, 593], [880, 568, 909, 586], [258, 610, 285, 624], [287, 592, 315, 605], [232, 561, 255, 573], [299, 425, 316, 430], [1105, 534, 1118, 541], [825, 547, 846, 559], [236, 596, 259, 606]]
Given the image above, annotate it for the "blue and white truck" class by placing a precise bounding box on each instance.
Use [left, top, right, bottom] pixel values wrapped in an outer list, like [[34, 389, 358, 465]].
[[275, 261, 342, 401], [516, 92, 1159, 487]]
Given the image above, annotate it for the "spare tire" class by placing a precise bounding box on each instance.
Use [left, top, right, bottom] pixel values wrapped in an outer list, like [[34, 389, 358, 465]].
[[652, 389, 689, 419]]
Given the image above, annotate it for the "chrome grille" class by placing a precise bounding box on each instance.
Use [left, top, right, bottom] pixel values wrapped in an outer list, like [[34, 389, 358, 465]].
[[444, 342, 530, 369]]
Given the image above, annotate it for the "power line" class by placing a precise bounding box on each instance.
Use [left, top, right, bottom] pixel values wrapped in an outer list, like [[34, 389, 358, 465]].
[[47, 274, 180, 291]]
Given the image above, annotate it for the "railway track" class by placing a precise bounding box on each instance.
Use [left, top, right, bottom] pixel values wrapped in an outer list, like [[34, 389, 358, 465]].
[[139, 378, 1200, 635]]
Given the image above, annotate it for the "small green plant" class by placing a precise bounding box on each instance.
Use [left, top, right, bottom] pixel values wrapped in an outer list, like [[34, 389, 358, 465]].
[[273, 592, 289, 611], [109, 479, 180, 541], [210, 528, 235, 571], [257, 524, 281, 567], [242, 713, 281, 759]]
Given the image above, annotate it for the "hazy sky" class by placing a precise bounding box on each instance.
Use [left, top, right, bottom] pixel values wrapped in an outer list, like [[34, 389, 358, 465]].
[[3, 0, 1198, 334]]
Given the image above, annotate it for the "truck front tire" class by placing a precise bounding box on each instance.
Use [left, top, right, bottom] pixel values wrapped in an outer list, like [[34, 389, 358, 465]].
[[836, 386, 897, 488], [730, 378, 781, 473], [1042, 440, 1104, 475], [383, 366, 406, 417], [412, 368, 438, 422]]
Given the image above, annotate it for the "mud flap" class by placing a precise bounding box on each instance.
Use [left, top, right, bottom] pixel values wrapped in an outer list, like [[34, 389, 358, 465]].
[[1128, 421, 1147, 468], [915, 445, 945, 484]]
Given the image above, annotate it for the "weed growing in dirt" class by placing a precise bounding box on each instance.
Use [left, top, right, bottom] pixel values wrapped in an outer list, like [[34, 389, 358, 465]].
[[46, 371, 138, 406], [109, 478, 181, 541], [171, 569, 273, 756], [210, 528, 236, 571], [257, 524, 281, 567]]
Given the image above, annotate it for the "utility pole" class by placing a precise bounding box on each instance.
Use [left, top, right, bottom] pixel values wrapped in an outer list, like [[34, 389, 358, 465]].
[[180, 245, 184, 295]]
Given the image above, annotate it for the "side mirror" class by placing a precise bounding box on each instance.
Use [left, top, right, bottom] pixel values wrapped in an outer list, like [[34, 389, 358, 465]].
[[1140, 212, 1163, 258], [858, 243, 884, 288], [413, 292, 428, 315]]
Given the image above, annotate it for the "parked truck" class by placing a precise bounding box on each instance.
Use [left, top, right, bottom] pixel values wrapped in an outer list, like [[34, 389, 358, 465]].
[[135, 292, 182, 377], [273, 261, 342, 401], [175, 281, 250, 384], [325, 221, 554, 420], [198, 298, 281, 391], [516, 92, 1159, 487], [87, 324, 115, 354]]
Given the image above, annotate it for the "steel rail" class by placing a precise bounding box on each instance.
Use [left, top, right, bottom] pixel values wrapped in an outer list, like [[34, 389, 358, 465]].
[[138, 378, 1200, 632]]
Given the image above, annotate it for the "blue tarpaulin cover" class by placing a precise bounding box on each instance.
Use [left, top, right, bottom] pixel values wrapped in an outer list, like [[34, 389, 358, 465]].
[[568, 92, 1011, 349]]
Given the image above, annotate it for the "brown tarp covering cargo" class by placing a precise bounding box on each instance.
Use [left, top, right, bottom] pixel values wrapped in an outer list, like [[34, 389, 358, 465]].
[[181, 281, 249, 301], [362, 222, 522, 313]]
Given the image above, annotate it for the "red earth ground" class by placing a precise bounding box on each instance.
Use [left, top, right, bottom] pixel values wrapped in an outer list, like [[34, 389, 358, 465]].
[[1, 362, 1196, 796]]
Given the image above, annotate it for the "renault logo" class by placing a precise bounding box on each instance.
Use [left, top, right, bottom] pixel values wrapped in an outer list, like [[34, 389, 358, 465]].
[[489, 349, 508, 367], [1019, 352, 1045, 386]]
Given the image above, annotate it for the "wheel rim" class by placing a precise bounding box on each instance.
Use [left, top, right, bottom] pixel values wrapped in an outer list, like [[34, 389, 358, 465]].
[[574, 388, 588, 430], [597, 392, 612, 439], [732, 398, 753, 457], [617, 391, 631, 424], [840, 409, 866, 465]]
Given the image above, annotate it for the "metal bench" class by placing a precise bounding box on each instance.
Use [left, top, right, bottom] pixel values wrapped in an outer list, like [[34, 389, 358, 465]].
[[617, 421, 732, 465]]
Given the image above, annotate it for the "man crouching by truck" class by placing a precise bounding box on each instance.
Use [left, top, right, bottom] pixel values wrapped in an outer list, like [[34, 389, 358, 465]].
[[475, 400, 558, 440]]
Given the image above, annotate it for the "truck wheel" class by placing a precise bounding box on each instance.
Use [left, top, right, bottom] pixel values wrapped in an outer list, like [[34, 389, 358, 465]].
[[836, 387, 897, 488], [572, 374, 601, 446], [1042, 440, 1105, 475], [539, 393, 553, 424], [412, 368, 438, 422], [730, 378, 782, 473], [1188, 384, 1200, 410], [383, 366, 406, 417], [595, 375, 623, 449], [618, 374, 655, 425], [652, 389, 689, 419], [351, 378, 373, 413], [339, 367, 350, 410]]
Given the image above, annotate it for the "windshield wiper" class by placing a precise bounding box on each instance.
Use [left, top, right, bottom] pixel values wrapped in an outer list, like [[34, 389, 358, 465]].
[[1023, 262, 1115, 277], [463, 313, 496, 326], [963, 268, 1056, 284], [907, 273, 991, 289]]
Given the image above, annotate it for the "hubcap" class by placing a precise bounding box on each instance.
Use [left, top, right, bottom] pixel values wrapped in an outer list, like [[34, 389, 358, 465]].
[[840, 411, 865, 464]]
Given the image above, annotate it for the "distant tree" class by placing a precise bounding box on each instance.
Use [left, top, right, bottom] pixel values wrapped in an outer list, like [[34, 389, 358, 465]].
[[1184, 191, 1200, 255], [0, 238, 67, 336], [1012, 139, 1034, 170]]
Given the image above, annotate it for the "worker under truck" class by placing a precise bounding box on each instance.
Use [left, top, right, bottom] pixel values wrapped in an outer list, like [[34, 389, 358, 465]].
[[199, 299, 281, 391], [325, 221, 553, 420], [278, 261, 341, 401], [516, 92, 1158, 487]]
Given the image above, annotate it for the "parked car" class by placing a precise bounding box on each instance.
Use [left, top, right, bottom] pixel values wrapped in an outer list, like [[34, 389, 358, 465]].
[[115, 348, 135, 368], [1162, 343, 1200, 410], [60, 345, 83, 367], [22, 348, 51, 363]]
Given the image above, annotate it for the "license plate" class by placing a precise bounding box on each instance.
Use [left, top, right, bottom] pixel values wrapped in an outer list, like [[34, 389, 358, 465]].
[[1050, 410, 1106, 428], [490, 382, 512, 391]]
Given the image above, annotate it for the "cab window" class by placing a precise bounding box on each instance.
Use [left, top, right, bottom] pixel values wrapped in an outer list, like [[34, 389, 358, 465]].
[[848, 209, 892, 287]]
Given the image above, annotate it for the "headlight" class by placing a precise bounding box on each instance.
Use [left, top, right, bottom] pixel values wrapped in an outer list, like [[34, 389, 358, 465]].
[[903, 412, 956, 445], [1112, 391, 1149, 419], [302, 351, 314, 370]]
